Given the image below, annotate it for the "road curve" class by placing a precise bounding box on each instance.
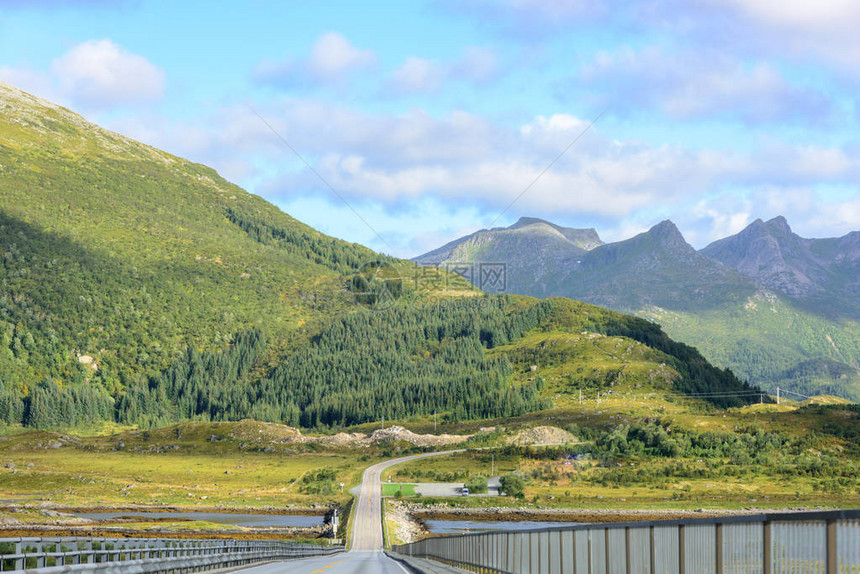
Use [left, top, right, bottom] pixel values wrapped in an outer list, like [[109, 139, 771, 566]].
[[240, 448, 463, 573], [350, 449, 464, 550]]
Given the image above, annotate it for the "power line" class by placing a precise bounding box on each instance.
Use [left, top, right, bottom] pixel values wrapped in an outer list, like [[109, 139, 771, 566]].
[[250, 108, 394, 253], [487, 108, 607, 229]]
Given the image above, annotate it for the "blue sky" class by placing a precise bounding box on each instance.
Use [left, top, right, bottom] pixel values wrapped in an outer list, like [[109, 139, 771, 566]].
[[2, 0, 859, 256]]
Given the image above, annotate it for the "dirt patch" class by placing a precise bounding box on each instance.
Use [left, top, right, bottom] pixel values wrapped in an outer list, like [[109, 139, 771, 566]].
[[506, 426, 578, 446], [366, 426, 471, 447], [227, 421, 470, 448], [227, 420, 303, 443]]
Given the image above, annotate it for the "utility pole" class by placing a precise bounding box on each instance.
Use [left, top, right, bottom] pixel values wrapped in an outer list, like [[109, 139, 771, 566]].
[[777, 387, 780, 406], [596, 391, 600, 407], [434, 411, 437, 433], [491, 452, 495, 477], [382, 414, 384, 430], [579, 388, 582, 406]]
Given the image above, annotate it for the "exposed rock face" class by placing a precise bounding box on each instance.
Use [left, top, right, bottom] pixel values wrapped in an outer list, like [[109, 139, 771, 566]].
[[227, 420, 471, 448], [505, 426, 578, 446], [702, 216, 860, 306]]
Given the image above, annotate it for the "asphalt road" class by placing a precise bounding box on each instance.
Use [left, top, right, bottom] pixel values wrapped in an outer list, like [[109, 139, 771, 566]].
[[242, 449, 464, 573], [239, 550, 411, 574], [351, 449, 463, 550]]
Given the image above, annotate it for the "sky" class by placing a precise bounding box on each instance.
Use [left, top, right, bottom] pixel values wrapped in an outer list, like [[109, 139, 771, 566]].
[[1, 0, 860, 257]]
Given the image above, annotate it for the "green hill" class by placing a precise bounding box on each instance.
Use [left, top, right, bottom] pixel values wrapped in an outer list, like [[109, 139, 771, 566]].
[[0, 82, 759, 430]]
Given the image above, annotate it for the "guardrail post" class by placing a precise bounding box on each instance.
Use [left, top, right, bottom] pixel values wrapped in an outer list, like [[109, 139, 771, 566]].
[[625, 527, 631, 574], [649, 525, 656, 574], [716, 523, 723, 574], [587, 529, 593, 574], [35, 542, 45, 569], [763, 520, 771, 574], [827, 519, 837, 574], [605, 529, 611, 573]]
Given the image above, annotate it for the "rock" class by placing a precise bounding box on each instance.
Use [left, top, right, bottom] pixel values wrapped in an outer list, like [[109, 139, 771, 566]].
[[506, 426, 578, 446]]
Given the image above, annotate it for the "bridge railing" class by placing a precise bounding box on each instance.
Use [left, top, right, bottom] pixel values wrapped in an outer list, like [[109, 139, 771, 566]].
[[0, 536, 344, 573], [393, 509, 860, 574]]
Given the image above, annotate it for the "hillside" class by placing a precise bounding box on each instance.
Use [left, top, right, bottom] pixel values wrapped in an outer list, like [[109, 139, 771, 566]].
[[416, 217, 860, 400], [0, 82, 758, 430], [0, 81, 381, 385]]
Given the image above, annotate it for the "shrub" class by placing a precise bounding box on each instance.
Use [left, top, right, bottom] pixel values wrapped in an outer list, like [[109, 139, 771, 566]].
[[499, 473, 525, 498], [465, 475, 488, 494]]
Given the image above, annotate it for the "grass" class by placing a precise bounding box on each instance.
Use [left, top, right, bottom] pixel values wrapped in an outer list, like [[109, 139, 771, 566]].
[[381, 400, 860, 512], [381, 484, 416, 497], [383, 500, 406, 547], [0, 421, 386, 510]]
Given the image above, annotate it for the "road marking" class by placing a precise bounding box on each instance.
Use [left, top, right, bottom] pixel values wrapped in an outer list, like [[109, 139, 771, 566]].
[[311, 559, 343, 573]]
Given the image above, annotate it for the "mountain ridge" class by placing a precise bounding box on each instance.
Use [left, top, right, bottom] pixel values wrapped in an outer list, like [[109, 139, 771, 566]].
[[416, 215, 860, 400]]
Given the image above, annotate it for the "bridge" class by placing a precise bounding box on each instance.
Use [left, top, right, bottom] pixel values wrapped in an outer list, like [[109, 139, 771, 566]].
[[393, 509, 860, 574], [2, 446, 857, 573]]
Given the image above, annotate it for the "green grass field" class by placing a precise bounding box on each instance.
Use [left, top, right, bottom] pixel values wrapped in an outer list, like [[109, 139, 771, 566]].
[[0, 421, 384, 510], [381, 484, 417, 497]]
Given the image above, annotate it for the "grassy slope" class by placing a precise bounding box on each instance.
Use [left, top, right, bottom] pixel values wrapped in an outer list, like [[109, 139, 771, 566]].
[[0, 83, 365, 388], [641, 292, 860, 400], [0, 82, 473, 399]]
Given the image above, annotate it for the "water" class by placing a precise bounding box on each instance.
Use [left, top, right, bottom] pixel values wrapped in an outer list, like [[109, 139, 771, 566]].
[[74, 511, 325, 528], [425, 519, 576, 534]]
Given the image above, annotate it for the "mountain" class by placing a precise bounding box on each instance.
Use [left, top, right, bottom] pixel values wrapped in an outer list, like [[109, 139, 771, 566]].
[[416, 217, 860, 400], [0, 82, 758, 430], [415, 217, 603, 295], [562, 220, 757, 312], [701, 216, 860, 315]]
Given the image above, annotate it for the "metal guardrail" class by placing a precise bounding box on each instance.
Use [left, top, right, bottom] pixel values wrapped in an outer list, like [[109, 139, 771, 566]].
[[393, 509, 860, 574], [0, 537, 344, 573]]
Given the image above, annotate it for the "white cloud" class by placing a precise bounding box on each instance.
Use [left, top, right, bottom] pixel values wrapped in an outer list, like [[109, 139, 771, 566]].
[[102, 97, 860, 255], [252, 32, 375, 87], [708, 0, 860, 31], [51, 39, 165, 108], [581, 46, 830, 123], [676, 184, 860, 248], [389, 57, 444, 94], [306, 32, 376, 81], [452, 47, 499, 83], [439, 0, 606, 37], [692, 0, 860, 71]]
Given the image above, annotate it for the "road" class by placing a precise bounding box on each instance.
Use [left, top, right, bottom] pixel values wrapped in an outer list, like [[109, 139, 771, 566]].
[[237, 551, 410, 574], [241, 449, 463, 574]]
